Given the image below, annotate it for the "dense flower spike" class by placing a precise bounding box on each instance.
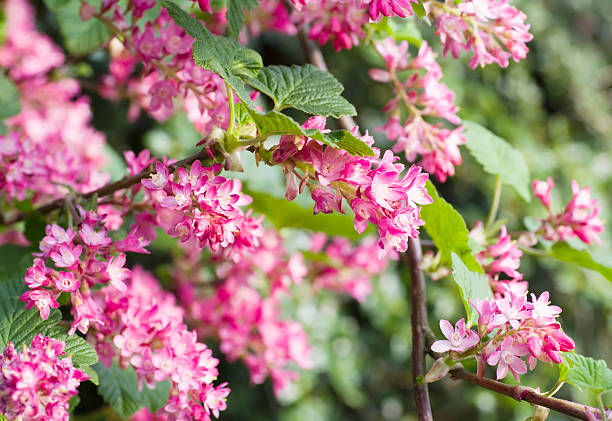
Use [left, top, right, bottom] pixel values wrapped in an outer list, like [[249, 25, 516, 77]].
[[428, 0, 533, 68], [142, 160, 264, 258], [174, 233, 313, 395], [88, 267, 229, 420], [20, 208, 154, 335], [173, 230, 391, 394], [309, 234, 393, 301], [471, 221, 527, 297], [271, 118, 432, 256], [292, 0, 369, 51], [0, 334, 88, 421], [372, 38, 465, 182], [532, 178, 604, 245], [432, 288, 574, 383], [0, 0, 108, 206]]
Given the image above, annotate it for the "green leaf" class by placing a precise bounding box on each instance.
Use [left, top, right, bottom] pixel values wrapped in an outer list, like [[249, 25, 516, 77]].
[[413, 0, 426, 19], [0, 73, 21, 133], [227, 0, 257, 38], [160, 0, 208, 39], [24, 212, 47, 248], [81, 364, 100, 385], [0, 268, 98, 369], [43, 0, 109, 55], [463, 121, 531, 202], [94, 363, 171, 418], [549, 242, 612, 282], [246, 189, 367, 240], [0, 245, 31, 274], [247, 64, 356, 118], [421, 181, 482, 273], [140, 379, 171, 413], [246, 109, 374, 157], [559, 353, 612, 396], [451, 252, 493, 327], [161, 0, 262, 105]]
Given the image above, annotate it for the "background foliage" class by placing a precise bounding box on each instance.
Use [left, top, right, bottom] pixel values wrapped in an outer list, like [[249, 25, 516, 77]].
[[12, 0, 612, 419]]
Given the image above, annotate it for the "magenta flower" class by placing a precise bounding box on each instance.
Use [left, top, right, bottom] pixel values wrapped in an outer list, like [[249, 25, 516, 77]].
[[149, 80, 178, 111], [491, 294, 531, 330], [431, 318, 480, 353], [142, 162, 170, 190], [53, 271, 80, 292], [104, 253, 130, 292], [532, 178, 554, 210], [529, 291, 562, 326], [487, 337, 529, 382], [0, 335, 87, 420], [20, 289, 59, 320]]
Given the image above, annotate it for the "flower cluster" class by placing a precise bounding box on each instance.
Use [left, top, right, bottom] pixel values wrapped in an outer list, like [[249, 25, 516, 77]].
[[291, 0, 369, 51], [0, 334, 88, 421], [272, 117, 432, 257], [532, 178, 604, 245], [89, 266, 230, 421], [21, 209, 153, 334], [428, 0, 533, 68], [175, 232, 312, 395], [309, 234, 394, 301], [290, 0, 418, 23], [471, 222, 527, 297], [142, 160, 264, 258], [372, 38, 465, 182], [90, 3, 230, 134], [432, 289, 575, 382], [0, 0, 108, 205], [174, 228, 392, 394]]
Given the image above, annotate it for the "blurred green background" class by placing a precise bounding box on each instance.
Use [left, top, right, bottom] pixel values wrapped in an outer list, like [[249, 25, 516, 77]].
[[32, 0, 612, 419]]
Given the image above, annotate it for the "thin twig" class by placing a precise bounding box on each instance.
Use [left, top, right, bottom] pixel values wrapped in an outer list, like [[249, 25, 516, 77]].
[[448, 368, 592, 420], [298, 32, 434, 420], [404, 238, 435, 421], [1, 148, 214, 226]]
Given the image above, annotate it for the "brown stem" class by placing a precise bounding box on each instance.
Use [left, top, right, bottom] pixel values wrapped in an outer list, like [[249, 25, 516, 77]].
[[1, 148, 214, 226], [448, 367, 592, 420], [298, 31, 434, 420], [404, 238, 435, 421]]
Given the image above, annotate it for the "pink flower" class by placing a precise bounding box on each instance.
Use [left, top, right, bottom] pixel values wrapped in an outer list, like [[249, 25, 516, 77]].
[[431, 318, 480, 353], [20, 289, 59, 320], [142, 162, 170, 190], [487, 337, 529, 382], [24, 258, 51, 288], [532, 177, 554, 210], [49, 244, 82, 268], [491, 294, 531, 330], [149, 80, 177, 111], [0, 335, 86, 420], [135, 24, 163, 59], [529, 291, 562, 326], [53, 271, 80, 292], [104, 254, 130, 291]]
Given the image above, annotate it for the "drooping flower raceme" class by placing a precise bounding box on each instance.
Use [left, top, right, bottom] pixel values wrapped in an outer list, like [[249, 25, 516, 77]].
[[432, 288, 574, 383], [271, 117, 432, 257], [372, 38, 465, 182], [83, 266, 229, 421], [471, 222, 527, 297], [532, 178, 604, 245], [0, 334, 88, 421], [428, 0, 533, 68], [0, 0, 108, 206], [142, 160, 264, 260]]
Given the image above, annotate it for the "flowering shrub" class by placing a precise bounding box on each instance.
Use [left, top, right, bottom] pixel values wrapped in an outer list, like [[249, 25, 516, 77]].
[[0, 0, 610, 420]]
